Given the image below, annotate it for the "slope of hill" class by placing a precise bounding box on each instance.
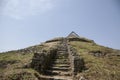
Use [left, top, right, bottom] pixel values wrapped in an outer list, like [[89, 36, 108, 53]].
[[70, 41, 120, 80], [0, 41, 58, 80], [0, 33, 120, 80]]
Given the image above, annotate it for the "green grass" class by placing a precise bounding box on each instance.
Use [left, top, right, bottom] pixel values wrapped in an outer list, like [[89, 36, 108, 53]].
[[70, 41, 120, 80], [70, 41, 113, 53], [0, 52, 33, 61], [1, 68, 40, 80], [0, 51, 34, 75], [0, 51, 37, 80], [0, 42, 58, 80]]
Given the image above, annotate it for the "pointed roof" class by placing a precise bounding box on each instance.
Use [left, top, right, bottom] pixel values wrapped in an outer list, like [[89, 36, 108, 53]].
[[67, 31, 80, 38]]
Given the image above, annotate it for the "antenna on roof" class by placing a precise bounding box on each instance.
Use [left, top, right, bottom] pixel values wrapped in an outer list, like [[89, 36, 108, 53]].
[[67, 31, 80, 38]]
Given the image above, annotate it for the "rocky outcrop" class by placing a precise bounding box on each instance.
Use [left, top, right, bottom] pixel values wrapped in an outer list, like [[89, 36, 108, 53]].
[[89, 50, 107, 57], [0, 60, 20, 69]]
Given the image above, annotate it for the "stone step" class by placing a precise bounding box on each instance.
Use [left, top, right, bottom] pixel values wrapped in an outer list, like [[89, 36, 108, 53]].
[[46, 70, 71, 76], [51, 67, 71, 71], [58, 47, 67, 49], [57, 51, 68, 54], [54, 57, 68, 60], [52, 66, 70, 69], [52, 65, 70, 67], [54, 57, 68, 59], [55, 56, 68, 58], [53, 58, 69, 61], [39, 75, 73, 80], [53, 61, 70, 64], [55, 55, 69, 58], [53, 59, 69, 62], [52, 64, 70, 67], [57, 49, 67, 52], [57, 54, 69, 56], [53, 61, 69, 64], [56, 53, 69, 55]]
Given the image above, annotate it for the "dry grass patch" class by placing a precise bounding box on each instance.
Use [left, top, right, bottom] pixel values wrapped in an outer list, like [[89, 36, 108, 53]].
[[70, 41, 120, 80]]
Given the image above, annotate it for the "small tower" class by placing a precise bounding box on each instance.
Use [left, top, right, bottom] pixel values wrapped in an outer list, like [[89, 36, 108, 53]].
[[67, 31, 80, 38]]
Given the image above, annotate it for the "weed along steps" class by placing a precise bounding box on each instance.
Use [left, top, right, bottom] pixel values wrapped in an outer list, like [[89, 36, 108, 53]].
[[31, 38, 85, 80]]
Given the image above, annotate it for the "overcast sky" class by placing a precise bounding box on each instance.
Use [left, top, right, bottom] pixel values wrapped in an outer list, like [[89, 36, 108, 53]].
[[0, 0, 120, 52]]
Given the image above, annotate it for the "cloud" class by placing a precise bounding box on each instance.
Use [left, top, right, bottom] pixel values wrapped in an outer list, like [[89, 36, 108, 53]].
[[0, 0, 54, 19]]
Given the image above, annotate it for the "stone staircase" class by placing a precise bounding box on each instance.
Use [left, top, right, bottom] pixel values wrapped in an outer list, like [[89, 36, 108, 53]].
[[39, 39, 73, 80], [50, 51, 71, 75], [31, 38, 85, 80]]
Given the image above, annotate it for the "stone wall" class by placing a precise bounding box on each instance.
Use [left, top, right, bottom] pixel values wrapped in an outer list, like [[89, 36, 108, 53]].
[[68, 45, 85, 75], [68, 37, 94, 43], [74, 56, 85, 73], [45, 37, 64, 43], [31, 49, 57, 74]]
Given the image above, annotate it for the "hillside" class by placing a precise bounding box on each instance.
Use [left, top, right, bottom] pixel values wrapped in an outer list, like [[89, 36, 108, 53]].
[[70, 41, 120, 80], [0, 32, 120, 80]]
